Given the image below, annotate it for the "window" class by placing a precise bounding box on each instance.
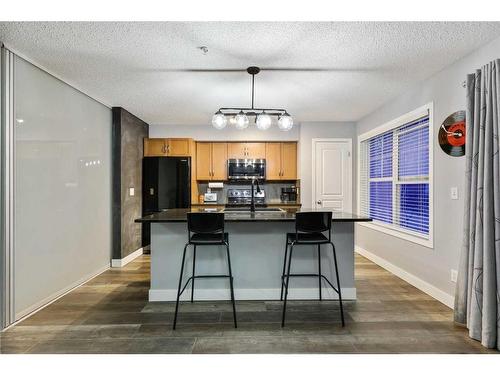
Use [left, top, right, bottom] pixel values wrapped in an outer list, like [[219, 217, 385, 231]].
[[358, 104, 433, 247]]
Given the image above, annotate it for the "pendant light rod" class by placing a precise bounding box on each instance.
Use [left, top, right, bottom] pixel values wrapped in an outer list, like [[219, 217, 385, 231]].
[[251, 73, 255, 109], [247, 66, 260, 110]]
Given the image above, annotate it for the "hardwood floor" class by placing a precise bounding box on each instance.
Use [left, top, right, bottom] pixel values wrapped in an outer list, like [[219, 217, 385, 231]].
[[0, 254, 495, 354]]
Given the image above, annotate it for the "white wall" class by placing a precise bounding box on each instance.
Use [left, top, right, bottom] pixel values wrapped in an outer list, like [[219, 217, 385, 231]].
[[355, 35, 500, 306], [13, 54, 112, 320]]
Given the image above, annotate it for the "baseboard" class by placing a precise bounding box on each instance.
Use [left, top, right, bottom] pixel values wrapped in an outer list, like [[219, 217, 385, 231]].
[[149, 287, 356, 302], [8, 263, 110, 328], [111, 247, 144, 268], [355, 245, 454, 308]]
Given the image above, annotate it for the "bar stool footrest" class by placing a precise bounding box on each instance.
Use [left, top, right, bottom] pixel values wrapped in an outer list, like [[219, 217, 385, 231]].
[[179, 275, 233, 297], [280, 273, 340, 295]]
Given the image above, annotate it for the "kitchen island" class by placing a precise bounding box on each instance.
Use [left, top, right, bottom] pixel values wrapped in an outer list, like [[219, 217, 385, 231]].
[[135, 208, 371, 302]]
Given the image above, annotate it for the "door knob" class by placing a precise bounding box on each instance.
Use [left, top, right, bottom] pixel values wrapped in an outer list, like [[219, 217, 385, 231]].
[[317, 200, 322, 205]]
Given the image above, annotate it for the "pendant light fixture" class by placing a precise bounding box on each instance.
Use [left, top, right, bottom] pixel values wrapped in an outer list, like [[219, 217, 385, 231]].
[[212, 66, 293, 131]]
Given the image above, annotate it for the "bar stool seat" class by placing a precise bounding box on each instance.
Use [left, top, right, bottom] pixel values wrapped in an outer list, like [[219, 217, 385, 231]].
[[286, 232, 329, 244], [190, 232, 229, 244]]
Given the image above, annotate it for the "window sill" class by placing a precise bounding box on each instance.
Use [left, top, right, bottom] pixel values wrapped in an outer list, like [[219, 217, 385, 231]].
[[356, 221, 434, 249]]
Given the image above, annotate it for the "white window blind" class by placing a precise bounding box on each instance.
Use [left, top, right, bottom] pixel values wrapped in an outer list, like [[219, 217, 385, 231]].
[[359, 109, 431, 242]]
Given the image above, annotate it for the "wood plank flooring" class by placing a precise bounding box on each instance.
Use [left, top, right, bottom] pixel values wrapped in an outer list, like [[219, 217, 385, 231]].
[[1, 254, 496, 354]]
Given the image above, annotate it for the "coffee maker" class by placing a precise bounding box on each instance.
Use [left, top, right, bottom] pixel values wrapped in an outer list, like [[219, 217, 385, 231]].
[[280, 186, 297, 203]]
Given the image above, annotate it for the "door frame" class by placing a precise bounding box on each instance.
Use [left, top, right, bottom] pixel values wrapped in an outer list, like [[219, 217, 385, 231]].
[[311, 138, 353, 211]]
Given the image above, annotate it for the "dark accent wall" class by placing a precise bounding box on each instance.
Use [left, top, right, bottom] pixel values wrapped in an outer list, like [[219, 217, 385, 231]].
[[112, 107, 149, 260]]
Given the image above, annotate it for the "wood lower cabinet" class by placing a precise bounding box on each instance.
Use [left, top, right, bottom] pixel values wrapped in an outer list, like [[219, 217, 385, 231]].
[[144, 138, 191, 157], [196, 142, 227, 180], [265, 142, 297, 180], [227, 142, 265, 159]]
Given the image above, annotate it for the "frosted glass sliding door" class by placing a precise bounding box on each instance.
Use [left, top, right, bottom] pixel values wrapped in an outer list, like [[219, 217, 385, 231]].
[[13, 55, 112, 319]]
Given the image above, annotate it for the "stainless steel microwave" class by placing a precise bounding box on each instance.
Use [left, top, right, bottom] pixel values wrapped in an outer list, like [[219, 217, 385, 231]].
[[227, 159, 266, 180]]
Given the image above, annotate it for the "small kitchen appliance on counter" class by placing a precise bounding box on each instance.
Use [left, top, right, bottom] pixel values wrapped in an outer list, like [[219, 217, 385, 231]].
[[203, 192, 218, 203], [280, 186, 297, 203]]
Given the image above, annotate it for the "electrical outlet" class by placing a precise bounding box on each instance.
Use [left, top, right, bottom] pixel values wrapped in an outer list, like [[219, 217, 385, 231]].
[[129, 187, 135, 197], [451, 269, 458, 283], [450, 187, 458, 200]]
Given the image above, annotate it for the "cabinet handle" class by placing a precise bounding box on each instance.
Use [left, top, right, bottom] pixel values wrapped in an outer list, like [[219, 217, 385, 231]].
[[161, 144, 167, 153]]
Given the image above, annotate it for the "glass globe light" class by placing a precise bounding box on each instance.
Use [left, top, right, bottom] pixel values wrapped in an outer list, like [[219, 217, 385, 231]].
[[255, 112, 272, 130], [234, 111, 249, 130], [278, 112, 293, 131], [211, 111, 227, 130]]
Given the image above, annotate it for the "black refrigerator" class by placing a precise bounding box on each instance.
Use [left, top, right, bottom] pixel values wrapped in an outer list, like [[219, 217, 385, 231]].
[[142, 157, 191, 246]]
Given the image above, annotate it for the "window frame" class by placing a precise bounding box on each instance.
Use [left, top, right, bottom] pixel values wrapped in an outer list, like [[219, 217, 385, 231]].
[[357, 103, 434, 249]]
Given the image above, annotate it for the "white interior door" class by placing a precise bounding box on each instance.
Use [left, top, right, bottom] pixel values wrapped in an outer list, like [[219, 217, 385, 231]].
[[313, 139, 352, 212]]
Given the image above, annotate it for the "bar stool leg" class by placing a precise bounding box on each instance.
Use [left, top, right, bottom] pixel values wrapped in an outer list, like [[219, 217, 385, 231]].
[[318, 244, 322, 301], [173, 243, 189, 330], [225, 242, 237, 328], [281, 243, 294, 327], [191, 245, 197, 303], [280, 239, 289, 301], [330, 242, 345, 327]]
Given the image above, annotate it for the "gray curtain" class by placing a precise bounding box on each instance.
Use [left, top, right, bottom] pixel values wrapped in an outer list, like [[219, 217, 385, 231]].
[[455, 59, 500, 350]]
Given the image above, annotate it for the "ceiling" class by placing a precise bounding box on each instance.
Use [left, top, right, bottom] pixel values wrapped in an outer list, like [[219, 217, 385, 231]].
[[1, 22, 500, 125]]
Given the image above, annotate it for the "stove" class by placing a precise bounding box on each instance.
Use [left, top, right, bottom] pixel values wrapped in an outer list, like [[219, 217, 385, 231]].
[[227, 188, 266, 206]]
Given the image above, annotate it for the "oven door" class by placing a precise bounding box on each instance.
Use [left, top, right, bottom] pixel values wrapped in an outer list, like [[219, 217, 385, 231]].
[[228, 159, 266, 180]]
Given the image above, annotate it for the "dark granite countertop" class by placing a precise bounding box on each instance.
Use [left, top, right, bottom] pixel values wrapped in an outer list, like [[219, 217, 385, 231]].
[[135, 208, 372, 223]]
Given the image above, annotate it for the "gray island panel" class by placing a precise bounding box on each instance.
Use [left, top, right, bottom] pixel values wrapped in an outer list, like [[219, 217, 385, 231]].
[[143, 209, 370, 302]]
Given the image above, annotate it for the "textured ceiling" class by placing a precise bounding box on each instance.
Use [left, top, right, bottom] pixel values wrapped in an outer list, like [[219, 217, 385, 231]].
[[1, 22, 500, 125]]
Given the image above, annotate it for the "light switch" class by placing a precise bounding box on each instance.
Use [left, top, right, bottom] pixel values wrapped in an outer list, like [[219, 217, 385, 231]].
[[129, 187, 135, 197], [450, 187, 458, 200]]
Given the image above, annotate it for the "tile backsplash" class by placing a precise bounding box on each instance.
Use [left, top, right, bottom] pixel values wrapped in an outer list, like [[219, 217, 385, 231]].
[[197, 181, 298, 204]]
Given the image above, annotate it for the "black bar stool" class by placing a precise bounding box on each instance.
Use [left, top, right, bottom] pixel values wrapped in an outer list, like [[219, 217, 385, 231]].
[[280, 211, 345, 327], [173, 212, 237, 329]]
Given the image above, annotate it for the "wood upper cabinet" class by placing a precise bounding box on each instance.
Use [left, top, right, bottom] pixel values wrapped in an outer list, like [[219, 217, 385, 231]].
[[144, 138, 168, 156], [265, 142, 297, 180], [227, 142, 265, 159], [144, 138, 191, 157], [281, 142, 297, 180], [196, 142, 212, 180], [167, 138, 191, 156], [211, 143, 227, 180], [265, 143, 282, 180], [196, 142, 227, 180]]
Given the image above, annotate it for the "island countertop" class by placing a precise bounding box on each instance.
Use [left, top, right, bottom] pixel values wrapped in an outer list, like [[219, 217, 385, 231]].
[[135, 208, 372, 223]]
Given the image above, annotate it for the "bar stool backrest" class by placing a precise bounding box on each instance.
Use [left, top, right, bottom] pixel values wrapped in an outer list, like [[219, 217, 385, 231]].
[[187, 212, 225, 238], [295, 211, 332, 238]]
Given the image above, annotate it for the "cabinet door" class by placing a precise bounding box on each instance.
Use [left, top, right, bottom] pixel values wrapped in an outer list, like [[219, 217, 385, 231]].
[[211, 143, 227, 180], [227, 143, 247, 159], [265, 142, 282, 180], [281, 142, 297, 180], [196, 142, 212, 180], [246, 142, 266, 159], [144, 138, 167, 156], [167, 138, 190, 156]]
